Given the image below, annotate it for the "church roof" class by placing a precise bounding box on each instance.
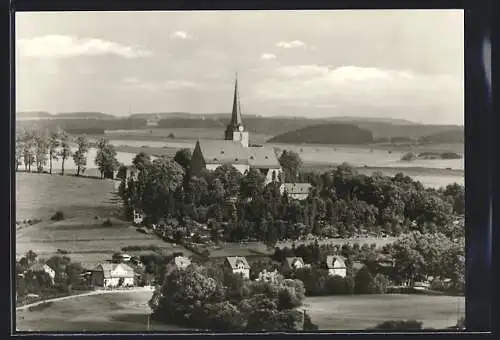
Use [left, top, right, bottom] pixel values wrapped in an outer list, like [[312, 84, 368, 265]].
[[230, 75, 243, 127], [196, 140, 280, 168]]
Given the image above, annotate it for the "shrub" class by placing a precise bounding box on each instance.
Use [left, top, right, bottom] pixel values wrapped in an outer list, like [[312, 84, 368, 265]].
[[57, 249, 69, 255], [50, 211, 65, 221], [372, 274, 390, 294], [401, 152, 416, 161], [372, 320, 423, 331], [102, 218, 113, 227]]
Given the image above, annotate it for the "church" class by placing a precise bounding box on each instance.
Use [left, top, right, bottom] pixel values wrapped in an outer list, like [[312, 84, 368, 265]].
[[190, 76, 282, 184]]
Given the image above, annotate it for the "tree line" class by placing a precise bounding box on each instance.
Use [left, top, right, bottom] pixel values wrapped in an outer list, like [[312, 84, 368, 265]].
[[121, 149, 465, 247], [16, 128, 121, 178]]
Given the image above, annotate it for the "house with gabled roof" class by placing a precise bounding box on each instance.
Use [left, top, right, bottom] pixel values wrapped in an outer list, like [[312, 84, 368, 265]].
[[27, 263, 56, 283], [189, 75, 282, 184], [282, 257, 308, 273], [326, 255, 347, 278], [280, 183, 313, 200], [93, 263, 135, 288], [165, 255, 192, 276], [225, 256, 251, 279]]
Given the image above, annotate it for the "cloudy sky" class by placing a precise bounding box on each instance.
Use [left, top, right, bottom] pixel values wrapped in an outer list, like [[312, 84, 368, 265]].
[[16, 10, 464, 125]]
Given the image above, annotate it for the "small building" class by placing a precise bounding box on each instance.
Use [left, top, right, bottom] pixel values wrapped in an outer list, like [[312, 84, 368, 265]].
[[352, 261, 367, 275], [280, 183, 313, 200], [93, 263, 135, 288], [165, 256, 192, 276], [27, 263, 56, 283], [133, 210, 144, 225], [225, 256, 251, 279], [282, 257, 306, 273], [256, 269, 281, 283], [326, 255, 347, 278]]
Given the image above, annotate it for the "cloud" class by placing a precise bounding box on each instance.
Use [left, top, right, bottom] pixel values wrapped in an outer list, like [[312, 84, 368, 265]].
[[17, 35, 152, 59], [254, 64, 463, 111], [121, 78, 199, 91], [170, 31, 192, 39], [276, 40, 307, 49], [260, 53, 276, 60]]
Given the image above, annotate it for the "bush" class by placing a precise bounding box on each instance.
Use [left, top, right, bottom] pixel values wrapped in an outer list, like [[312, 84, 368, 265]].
[[372, 274, 390, 294], [50, 211, 65, 221], [325, 275, 347, 294], [401, 152, 416, 161], [122, 245, 161, 252], [102, 218, 113, 227], [372, 320, 423, 331], [57, 249, 69, 255]]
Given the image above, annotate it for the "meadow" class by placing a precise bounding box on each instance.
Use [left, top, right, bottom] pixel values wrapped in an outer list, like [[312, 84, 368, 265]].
[[16, 290, 464, 332], [15, 172, 188, 266], [303, 294, 465, 330]]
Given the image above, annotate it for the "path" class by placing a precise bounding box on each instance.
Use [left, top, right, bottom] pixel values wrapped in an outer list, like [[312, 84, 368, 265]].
[[16, 286, 154, 311]]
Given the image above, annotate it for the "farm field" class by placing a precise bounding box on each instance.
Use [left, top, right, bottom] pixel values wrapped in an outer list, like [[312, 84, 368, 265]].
[[104, 128, 273, 145], [303, 294, 465, 330], [15, 172, 189, 265], [16, 290, 464, 332]]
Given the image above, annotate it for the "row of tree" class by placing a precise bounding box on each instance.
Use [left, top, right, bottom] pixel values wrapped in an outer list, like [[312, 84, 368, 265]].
[[121, 150, 464, 247], [16, 129, 121, 178]]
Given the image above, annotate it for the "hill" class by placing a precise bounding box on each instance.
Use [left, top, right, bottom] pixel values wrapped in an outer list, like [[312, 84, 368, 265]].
[[267, 123, 374, 145], [56, 112, 116, 119], [421, 129, 464, 144], [17, 111, 53, 119]]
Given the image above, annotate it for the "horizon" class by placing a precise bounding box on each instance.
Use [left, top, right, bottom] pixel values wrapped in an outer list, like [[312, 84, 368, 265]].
[[16, 10, 464, 125]]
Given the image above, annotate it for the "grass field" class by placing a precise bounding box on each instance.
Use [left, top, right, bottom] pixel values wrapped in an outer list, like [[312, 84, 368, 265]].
[[15, 172, 190, 265], [303, 294, 465, 330], [104, 128, 273, 145], [16, 290, 464, 332]]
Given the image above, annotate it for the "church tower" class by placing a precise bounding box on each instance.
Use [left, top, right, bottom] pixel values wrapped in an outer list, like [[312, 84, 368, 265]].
[[225, 74, 249, 147]]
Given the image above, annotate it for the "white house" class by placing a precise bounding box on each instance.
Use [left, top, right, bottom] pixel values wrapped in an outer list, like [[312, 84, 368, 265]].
[[226, 256, 251, 279], [282, 257, 307, 273], [326, 255, 347, 278], [256, 269, 281, 283], [28, 263, 56, 283], [133, 210, 144, 225], [93, 263, 135, 288], [165, 255, 192, 276], [280, 183, 313, 200]]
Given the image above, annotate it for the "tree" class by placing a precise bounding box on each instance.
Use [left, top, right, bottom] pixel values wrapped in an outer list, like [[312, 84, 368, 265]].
[[34, 131, 49, 172], [47, 130, 60, 174], [94, 138, 119, 178], [22, 129, 36, 172], [279, 150, 302, 183], [58, 131, 71, 175], [15, 133, 24, 171], [72, 135, 90, 176], [240, 168, 266, 198], [174, 148, 192, 171], [132, 152, 151, 170]]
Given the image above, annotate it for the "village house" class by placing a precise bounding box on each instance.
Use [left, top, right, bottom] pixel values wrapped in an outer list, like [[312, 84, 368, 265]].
[[256, 269, 281, 283], [282, 257, 308, 274], [165, 255, 192, 276], [189, 75, 282, 184], [326, 255, 347, 278], [27, 263, 56, 283], [352, 261, 367, 275], [92, 263, 136, 288], [280, 183, 313, 201], [225, 256, 251, 279]]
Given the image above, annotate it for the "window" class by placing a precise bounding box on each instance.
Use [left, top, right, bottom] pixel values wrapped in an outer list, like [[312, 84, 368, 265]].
[[221, 150, 225, 154]]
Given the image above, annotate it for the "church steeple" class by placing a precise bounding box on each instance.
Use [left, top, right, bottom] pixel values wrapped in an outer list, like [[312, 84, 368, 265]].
[[230, 73, 243, 127], [225, 73, 249, 147]]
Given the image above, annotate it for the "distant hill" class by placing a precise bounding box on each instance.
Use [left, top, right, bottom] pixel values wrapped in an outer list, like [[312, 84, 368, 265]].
[[421, 128, 464, 144], [17, 111, 53, 118], [268, 123, 374, 145], [56, 112, 116, 119]]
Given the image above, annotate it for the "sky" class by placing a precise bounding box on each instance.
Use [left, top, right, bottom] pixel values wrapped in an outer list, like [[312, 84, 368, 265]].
[[15, 10, 464, 125]]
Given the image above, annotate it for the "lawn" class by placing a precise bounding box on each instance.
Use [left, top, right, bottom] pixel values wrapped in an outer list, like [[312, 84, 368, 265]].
[[16, 290, 465, 332], [15, 172, 190, 265], [16, 172, 120, 221], [303, 294, 465, 330], [16, 290, 189, 332]]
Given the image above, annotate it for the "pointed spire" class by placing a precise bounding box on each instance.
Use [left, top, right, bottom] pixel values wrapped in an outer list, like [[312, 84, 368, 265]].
[[231, 73, 243, 126]]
